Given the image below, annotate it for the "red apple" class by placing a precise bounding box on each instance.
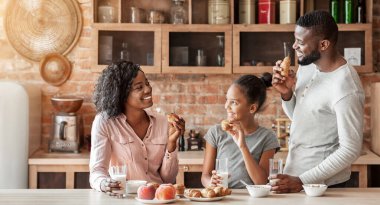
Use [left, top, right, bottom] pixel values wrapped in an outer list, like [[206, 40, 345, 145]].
[[137, 184, 156, 200], [155, 184, 176, 200]]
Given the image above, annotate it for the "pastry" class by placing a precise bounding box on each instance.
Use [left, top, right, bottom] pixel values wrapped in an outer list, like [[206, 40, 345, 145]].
[[173, 183, 185, 195], [280, 55, 291, 77], [201, 188, 216, 198], [167, 113, 179, 123], [221, 120, 232, 131], [185, 189, 201, 198]]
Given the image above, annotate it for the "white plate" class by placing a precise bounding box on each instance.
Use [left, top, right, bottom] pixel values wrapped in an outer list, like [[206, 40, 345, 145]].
[[134, 197, 177, 204], [185, 196, 225, 202]]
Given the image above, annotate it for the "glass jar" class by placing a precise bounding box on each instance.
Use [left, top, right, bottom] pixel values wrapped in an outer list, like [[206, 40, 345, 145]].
[[280, 0, 296, 24], [171, 0, 187, 24], [120, 42, 130, 61], [97, 1, 116, 23], [216, 35, 225, 66], [239, 0, 255, 24], [208, 0, 230, 24]]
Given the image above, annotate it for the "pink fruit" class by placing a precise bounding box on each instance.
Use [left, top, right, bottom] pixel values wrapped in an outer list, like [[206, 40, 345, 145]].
[[155, 184, 176, 200], [137, 184, 156, 200]]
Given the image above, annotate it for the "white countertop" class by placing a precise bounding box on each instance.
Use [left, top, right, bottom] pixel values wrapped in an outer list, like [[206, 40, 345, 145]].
[[0, 188, 379, 205]]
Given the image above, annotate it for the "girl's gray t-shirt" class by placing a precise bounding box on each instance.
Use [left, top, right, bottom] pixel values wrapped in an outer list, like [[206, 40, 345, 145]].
[[204, 125, 280, 188]]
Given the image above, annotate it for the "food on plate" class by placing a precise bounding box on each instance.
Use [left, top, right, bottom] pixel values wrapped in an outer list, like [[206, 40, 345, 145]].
[[167, 113, 179, 123], [221, 120, 233, 131], [184, 189, 202, 198], [137, 184, 156, 200], [280, 55, 291, 77], [155, 184, 176, 200], [173, 183, 185, 195], [201, 188, 216, 198]]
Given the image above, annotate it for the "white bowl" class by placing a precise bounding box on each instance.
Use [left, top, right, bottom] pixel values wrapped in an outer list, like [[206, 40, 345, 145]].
[[302, 184, 327, 197], [246, 185, 271, 198], [125, 180, 147, 194]]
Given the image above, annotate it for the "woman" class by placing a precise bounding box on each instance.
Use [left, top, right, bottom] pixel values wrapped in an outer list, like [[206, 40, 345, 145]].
[[89, 61, 185, 192], [201, 73, 279, 188]]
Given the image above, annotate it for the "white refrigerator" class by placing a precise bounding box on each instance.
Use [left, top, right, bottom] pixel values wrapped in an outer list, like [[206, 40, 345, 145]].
[[0, 81, 41, 188]]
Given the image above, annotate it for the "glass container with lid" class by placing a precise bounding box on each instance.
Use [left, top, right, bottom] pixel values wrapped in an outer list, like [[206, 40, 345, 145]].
[[170, 0, 187, 24]]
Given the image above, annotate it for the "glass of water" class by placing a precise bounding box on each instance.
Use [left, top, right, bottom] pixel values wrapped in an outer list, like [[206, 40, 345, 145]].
[[269, 158, 283, 185]]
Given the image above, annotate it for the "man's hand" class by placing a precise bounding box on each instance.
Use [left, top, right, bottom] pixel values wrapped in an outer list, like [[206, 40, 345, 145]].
[[269, 174, 303, 193], [272, 60, 296, 101]]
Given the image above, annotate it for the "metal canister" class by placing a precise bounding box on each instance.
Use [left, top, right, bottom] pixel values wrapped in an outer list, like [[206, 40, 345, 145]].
[[239, 0, 255, 24], [280, 0, 296, 24], [208, 0, 230, 24], [258, 0, 276, 24]]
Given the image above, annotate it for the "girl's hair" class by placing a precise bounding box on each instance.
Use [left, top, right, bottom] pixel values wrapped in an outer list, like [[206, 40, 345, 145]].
[[93, 61, 141, 118], [233, 72, 272, 110]]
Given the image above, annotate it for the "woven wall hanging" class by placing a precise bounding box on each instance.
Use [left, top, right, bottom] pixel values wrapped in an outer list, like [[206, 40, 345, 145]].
[[4, 0, 82, 61]]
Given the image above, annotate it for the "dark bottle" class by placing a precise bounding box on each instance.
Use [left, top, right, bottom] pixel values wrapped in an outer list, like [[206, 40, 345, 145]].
[[330, 0, 339, 23], [344, 0, 352, 24], [179, 134, 185, 151], [357, 0, 365, 23]]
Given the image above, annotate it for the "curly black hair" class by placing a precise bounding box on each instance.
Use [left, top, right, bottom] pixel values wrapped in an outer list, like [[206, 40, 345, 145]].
[[93, 61, 141, 119], [297, 10, 338, 46], [234, 72, 272, 110]]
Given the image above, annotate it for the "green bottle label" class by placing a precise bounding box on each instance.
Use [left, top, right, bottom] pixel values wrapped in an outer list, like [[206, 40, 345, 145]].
[[331, 1, 339, 23], [345, 1, 352, 24]]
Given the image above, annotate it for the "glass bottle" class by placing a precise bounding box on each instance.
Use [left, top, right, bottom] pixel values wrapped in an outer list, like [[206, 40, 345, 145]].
[[330, 0, 339, 23], [170, 0, 187, 24], [344, 0, 352, 24], [357, 0, 365, 23], [216, 35, 225, 66], [120, 42, 130, 61]]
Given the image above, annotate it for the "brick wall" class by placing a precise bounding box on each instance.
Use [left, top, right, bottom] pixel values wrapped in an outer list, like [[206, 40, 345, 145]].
[[0, 0, 380, 149]]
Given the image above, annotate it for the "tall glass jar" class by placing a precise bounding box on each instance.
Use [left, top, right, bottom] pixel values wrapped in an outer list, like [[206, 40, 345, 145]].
[[216, 35, 225, 66], [171, 0, 187, 24], [208, 0, 230, 24], [239, 0, 255, 24]]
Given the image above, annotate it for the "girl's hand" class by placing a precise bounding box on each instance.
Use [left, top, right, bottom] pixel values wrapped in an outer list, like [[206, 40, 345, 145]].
[[210, 170, 222, 187], [227, 122, 247, 150]]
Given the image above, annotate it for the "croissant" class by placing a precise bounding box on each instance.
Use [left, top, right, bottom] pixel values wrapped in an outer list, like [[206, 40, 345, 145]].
[[222, 187, 232, 196], [185, 189, 201, 198], [221, 120, 232, 131], [201, 188, 216, 198], [212, 186, 232, 196], [280, 56, 291, 77], [167, 113, 179, 123]]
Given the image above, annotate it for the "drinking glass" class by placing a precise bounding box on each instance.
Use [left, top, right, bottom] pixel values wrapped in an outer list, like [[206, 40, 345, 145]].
[[283, 42, 292, 58], [216, 158, 229, 187], [269, 158, 283, 185], [109, 165, 127, 193]]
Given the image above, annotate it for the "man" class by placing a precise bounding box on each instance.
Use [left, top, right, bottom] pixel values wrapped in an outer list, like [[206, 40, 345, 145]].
[[271, 10, 364, 193]]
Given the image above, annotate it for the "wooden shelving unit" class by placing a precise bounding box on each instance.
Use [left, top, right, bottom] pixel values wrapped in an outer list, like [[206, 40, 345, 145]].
[[91, 0, 374, 74]]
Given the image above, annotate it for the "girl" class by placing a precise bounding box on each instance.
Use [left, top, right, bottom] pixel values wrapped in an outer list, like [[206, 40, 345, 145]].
[[89, 61, 185, 192], [201, 73, 279, 188]]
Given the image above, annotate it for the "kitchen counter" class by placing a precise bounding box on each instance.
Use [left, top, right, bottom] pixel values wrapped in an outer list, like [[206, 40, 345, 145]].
[[29, 148, 380, 188], [1, 188, 380, 205]]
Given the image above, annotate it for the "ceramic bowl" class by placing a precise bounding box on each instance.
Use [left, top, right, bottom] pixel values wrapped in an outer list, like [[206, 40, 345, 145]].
[[302, 184, 328, 197], [246, 185, 271, 198], [125, 180, 147, 194]]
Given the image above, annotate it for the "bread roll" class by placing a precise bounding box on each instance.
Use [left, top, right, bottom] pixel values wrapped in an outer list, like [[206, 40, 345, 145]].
[[201, 188, 216, 198], [167, 113, 179, 123], [221, 120, 232, 131], [280, 56, 291, 77]]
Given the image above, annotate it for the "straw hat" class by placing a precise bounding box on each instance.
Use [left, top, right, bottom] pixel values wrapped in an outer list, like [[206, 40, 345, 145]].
[[4, 0, 82, 62], [40, 53, 71, 86]]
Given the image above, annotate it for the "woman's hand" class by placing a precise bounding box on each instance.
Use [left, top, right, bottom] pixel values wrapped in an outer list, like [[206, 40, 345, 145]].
[[272, 60, 296, 101], [227, 122, 248, 150], [100, 178, 122, 193], [167, 115, 185, 152]]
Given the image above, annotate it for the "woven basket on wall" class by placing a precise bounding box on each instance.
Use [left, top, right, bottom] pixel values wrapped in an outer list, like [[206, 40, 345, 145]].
[[4, 0, 82, 62]]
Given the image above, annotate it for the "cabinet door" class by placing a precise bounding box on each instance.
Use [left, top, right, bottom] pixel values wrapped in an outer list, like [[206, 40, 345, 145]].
[[162, 24, 232, 74], [92, 24, 161, 73], [233, 24, 297, 74]]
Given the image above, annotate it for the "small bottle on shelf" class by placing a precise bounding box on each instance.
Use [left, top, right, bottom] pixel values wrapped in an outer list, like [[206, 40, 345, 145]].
[[357, 0, 366, 23], [120, 42, 130, 61], [330, 0, 339, 23], [344, 0, 352, 24], [216, 35, 225, 66]]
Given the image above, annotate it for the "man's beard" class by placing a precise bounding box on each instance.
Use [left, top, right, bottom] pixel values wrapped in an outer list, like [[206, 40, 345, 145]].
[[298, 50, 321, 65]]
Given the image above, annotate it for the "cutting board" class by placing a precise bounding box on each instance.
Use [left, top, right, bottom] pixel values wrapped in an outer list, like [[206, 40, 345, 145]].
[[371, 82, 380, 156]]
